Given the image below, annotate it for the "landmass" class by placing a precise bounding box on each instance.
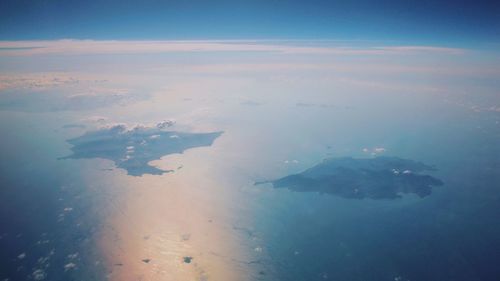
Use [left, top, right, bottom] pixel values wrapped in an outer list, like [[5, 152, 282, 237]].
[[60, 124, 222, 176], [258, 157, 443, 199]]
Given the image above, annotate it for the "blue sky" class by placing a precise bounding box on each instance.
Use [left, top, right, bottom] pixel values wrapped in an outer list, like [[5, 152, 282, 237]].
[[0, 0, 499, 45]]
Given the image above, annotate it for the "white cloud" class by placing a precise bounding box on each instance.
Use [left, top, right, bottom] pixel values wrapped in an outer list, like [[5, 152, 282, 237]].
[[32, 269, 46, 280], [362, 147, 387, 155], [64, 262, 77, 271], [93, 119, 178, 134]]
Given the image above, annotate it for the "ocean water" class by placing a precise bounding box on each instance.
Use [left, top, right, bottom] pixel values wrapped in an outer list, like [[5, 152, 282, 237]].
[[0, 112, 108, 280], [0, 43, 499, 281], [242, 97, 500, 281]]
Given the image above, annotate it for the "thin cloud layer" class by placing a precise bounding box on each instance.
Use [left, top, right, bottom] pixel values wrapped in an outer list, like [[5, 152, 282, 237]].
[[0, 40, 465, 56], [0, 87, 143, 112], [0, 73, 147, 112]]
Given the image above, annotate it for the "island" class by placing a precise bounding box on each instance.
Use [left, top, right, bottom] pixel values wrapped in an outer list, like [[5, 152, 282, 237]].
[[60, 124, 222, 176], [257, 157, 443, 199]]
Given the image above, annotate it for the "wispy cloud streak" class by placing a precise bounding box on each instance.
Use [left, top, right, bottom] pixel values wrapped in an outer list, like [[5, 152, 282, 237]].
[[0, 40, 465, 56]]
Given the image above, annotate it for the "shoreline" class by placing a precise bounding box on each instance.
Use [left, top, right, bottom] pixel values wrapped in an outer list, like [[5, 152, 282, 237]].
[[98, 151, 254, 281]]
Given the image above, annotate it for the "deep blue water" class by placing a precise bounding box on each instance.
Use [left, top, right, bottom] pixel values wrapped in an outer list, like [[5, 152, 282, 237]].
[[0, 114, 106, 281], [249, 110, 500, 281]]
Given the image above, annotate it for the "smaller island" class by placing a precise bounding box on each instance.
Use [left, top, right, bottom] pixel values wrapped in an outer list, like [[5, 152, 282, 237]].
[[258, 157, 443, 200]]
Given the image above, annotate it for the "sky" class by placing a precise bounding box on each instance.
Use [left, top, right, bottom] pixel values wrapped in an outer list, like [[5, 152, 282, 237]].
[[0, 0, 499, 45]]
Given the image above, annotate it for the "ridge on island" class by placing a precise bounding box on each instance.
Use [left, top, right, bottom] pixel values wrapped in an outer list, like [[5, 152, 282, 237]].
[[60, 124, 223, 176], [258, 157, 443, 199]]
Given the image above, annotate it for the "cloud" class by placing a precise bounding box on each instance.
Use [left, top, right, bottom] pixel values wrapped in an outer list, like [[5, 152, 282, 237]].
[[68, 87, 129, 98], [32, 269, 46, 280], [0, 81, 145, 112], [0, 73, 138, 113], [0, 73, 82, 91], [156, 119, 176, 129], [0, 40, 466, 57], [64, 262, 77, 271], [362, 147, 387, 156], [376, 46, 465, 55], [95, 120, 177, 134]]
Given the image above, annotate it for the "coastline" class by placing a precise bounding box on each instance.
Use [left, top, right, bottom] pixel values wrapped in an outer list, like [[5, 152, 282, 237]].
[[98, 150, 254, 281]]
